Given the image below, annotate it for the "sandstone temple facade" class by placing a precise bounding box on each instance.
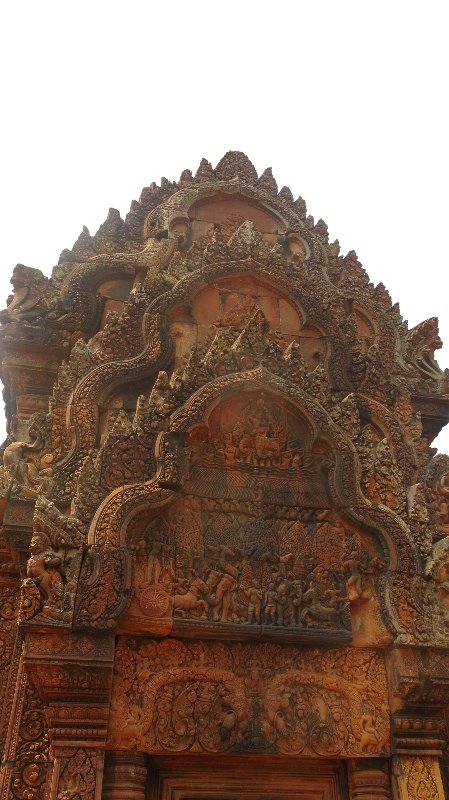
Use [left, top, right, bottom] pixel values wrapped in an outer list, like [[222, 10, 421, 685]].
[[1, 151, 449, 799]]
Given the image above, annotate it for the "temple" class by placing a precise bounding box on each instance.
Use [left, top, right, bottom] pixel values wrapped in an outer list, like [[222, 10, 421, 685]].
[[1, 151, 449, 799]]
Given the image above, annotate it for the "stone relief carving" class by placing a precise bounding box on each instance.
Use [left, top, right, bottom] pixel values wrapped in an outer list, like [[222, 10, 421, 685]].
[[54, 748, 97, 800], [118, 392, 389, 644], [125, 494, 388, 645], [6, 674, 51, 800], [0, 413, 53, 499], [403, 755, 440, 799], [108, 637, 390, 757], [19, 498, 84, 625], [2, 151, 449, 794]]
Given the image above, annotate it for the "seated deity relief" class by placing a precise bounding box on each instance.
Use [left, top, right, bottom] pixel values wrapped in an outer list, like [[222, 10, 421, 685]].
[[183, 394, 332, 511]]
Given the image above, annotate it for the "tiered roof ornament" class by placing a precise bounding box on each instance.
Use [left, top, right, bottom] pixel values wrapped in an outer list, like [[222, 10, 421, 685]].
[[1, 152, 449, 798]]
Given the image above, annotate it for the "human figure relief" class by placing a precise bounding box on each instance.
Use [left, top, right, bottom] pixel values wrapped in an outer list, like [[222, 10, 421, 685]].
[[275, 581, 289, 626], [300, 569, 345, 628], [146, 538, 165, 584], [208, 565, 239, 622], [359, 710, 381, 752], [244, 585, 263, 624], [2, 418, 47, 492], [263, 583, 277, 625], [290, 580, 303, 626], [26, 534, 64, 611]]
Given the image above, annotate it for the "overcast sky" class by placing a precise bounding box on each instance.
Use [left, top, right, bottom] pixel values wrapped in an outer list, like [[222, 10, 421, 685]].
[[1, 1, 448, 453]]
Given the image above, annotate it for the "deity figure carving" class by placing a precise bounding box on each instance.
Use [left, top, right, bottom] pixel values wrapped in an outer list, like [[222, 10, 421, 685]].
[[18, 499, 83, 623], [359, 711, 381, 753], [1, 413, 52, 496], [0, 265, 50, 325], [27, 533, 64, 608], [4, 152, 449, 796]]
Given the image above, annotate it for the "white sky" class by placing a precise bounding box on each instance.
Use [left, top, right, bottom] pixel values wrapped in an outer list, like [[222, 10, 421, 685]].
[[1, 1, 448, 453]]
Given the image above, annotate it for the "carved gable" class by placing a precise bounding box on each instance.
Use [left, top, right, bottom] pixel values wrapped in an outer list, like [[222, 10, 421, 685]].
[[2, 151, 449, 798]]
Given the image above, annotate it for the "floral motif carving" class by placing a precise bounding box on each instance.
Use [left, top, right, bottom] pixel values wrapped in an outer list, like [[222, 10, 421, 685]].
[[0, 584, 19, 754], [73, 545, 129, 630], [8, 675, 51, 800], [405, 756, 439, 799], [55, 748, 97, 800], [108, 637, 390, 757]]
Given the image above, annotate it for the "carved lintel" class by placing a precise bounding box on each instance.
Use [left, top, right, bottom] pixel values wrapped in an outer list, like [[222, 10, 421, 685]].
[[348, 758, 391, 799], [109, 637, 390, 757], [102, 751, 147, 800]]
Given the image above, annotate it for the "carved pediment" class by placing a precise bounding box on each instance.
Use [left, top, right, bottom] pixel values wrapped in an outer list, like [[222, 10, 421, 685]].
[[108, 390, 391, 647]]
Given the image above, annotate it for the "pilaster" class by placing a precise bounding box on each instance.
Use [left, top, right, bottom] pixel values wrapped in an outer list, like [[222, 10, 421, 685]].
[[348, 758, 392, 799], [388, 647, 449, 800], [23, 630, 115, 800], [102, 751, 148, 800], [391, 755, 446, 800]]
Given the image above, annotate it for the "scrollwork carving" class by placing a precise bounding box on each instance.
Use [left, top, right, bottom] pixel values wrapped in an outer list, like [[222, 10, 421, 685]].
[[73, 545, 129, 630], [109, 637, 390, 757]]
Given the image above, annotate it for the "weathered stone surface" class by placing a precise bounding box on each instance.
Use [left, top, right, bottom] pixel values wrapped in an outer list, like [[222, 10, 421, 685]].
[[1, 151, 449, 798]]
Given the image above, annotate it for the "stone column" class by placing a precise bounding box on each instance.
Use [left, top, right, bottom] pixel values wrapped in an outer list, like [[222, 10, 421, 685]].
[[387, 648, 449, 800], [348, 758, 392, 799], [391, 755, 446, 800], [102, 752, 147, 800]]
